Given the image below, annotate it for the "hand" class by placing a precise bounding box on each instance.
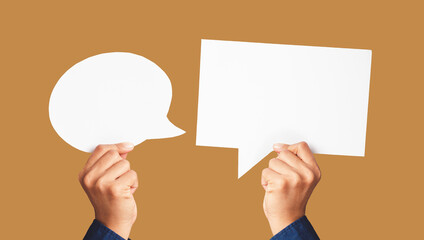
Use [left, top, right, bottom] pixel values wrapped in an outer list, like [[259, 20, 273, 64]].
[[78, 143, 138, 239], [262, 141, 321, 235]]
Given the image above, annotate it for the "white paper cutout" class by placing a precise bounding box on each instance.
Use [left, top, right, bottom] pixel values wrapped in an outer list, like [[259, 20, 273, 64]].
[[196, 39, 372, 178], [49, 52, 185, 152]]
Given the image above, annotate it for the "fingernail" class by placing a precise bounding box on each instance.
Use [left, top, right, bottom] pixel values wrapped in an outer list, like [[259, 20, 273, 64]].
[[273, 143, 283, 151], [122, 142, 134, 150]]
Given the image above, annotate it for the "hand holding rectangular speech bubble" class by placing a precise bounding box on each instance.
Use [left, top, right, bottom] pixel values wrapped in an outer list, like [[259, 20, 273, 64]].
[[196, 39, 372, 178]]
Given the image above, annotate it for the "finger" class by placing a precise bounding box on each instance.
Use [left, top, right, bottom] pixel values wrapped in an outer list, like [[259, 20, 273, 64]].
[[273, 143, 289, 153], [130, 185, 138, 194], [102, 159, 131, 181], [86, 150, 123, 179], [268, 157, 298, 175], [287, 142, 317, 167], [277, 148, 310, 171], [85, 142, 134, 170], [116, 170, 138, 190], [261, 168, 281, 191]]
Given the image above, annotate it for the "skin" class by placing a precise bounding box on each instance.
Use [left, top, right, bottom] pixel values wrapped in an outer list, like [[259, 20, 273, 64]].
[[78, 141, 318, 238], [79, 143, 138, 239], [262, 142, 321, 235]]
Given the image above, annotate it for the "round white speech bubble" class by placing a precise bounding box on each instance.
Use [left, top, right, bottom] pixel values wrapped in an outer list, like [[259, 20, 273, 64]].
[[49, 52, 185, 152]]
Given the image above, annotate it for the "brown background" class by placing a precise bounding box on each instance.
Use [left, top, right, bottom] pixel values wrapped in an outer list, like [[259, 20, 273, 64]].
[[1, 0, 423, 239]]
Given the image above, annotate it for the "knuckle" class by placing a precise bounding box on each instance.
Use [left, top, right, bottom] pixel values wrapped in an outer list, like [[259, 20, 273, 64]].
[[81, 173, 93, 188], [262, 168, 269, 177], [95, 144, 107, 152], [273, 177, 287, 189], [298, 141, 308, 148], [121, 159, 131, 169], [290, 171, 302, 184], [281, 144, 289, 149], [279, 148, 290, 157], [303, 169, 316, 184], [112, 150, 120, 158], [262, 168, 273, 177], [268, 158, 280, 168], [106, 149, 117, 156], [104, 150, 120, 160], [94, 178, 107, 191], [280, 148, 289, 153], [316, 169, 322, 182], [109, 183, 122, 197], [129, 170, 137, 179]]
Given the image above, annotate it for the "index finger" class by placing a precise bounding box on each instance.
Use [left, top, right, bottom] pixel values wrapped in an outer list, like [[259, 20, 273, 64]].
[[85, 142, 134, 169], [287, 141, 317, 167]]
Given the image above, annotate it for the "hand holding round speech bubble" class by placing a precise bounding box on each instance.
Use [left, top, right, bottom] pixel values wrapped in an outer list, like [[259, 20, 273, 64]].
[[49, 52, 185, 152]]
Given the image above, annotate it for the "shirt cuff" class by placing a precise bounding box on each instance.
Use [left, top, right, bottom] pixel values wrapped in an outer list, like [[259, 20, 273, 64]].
[[270, 216, 319, 240], [83, 219, 130, 240]]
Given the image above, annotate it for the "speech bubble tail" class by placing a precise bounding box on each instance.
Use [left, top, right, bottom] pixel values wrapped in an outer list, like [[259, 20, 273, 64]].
[[148, 118, 185, 139]]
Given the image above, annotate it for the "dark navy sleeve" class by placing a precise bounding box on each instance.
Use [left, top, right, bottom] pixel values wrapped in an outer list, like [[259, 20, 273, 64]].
[[83, 219, 130, 240], [270, 216, 319, 240]]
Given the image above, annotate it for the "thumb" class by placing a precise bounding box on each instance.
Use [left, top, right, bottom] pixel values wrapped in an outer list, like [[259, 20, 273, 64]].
[[86, 142, 134, 169], [272, 143, 289, 153], [114, 142, 135, 153], [116, 142, 134, 159], [111, 142, 134, 159]]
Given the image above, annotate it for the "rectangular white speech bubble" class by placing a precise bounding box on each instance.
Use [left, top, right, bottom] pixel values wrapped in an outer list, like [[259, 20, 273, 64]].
[[196, 39, 372, 178]]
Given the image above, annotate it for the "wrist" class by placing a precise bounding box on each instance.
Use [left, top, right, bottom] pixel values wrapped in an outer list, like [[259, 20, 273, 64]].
[[267, 214, 304, 235], [97, 219, 133, 239]]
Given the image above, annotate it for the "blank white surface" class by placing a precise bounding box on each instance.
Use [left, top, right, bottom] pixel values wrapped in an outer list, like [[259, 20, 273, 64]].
[[49, 52, 184, 152], [196, 39, 372, 178]]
